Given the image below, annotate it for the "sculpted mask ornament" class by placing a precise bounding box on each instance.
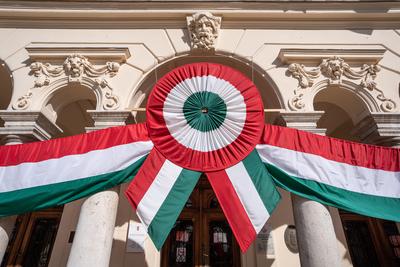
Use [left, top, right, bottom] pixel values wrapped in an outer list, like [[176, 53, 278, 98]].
[[64, 54, 86, 78], [187, 12, 221, 52]]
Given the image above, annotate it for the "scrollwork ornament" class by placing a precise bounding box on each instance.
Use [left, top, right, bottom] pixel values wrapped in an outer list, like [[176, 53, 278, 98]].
[[95, 78, 120, 110], [288, 63, 320, 88], [380, 100, 396, 112], [103, 91, 120, 110], [29, 62, 63, 87], [288, 94, 306, 111], [376, 90, 397, 112], [360, 64, 380, 91], [12, 91, 33, 110]]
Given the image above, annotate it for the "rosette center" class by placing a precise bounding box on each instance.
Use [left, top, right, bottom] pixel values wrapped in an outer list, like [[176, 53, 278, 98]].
[[183, 91, 227, 132]]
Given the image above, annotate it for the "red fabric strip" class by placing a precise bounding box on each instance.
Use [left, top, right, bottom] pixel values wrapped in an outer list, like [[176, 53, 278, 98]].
[[206, 170, 256, 252], [0, 123, 150, 167], [261, 124, 400, 172], [125, 148, 166, 209]]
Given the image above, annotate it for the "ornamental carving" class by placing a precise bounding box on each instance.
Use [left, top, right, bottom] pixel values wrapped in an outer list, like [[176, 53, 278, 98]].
[[287, 56, 396, 112], [13, 54, 121, 110], [187, 12, 221, 52]]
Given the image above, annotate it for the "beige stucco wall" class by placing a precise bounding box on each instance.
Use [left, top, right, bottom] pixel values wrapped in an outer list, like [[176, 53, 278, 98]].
[[1, 2, 399, 266]]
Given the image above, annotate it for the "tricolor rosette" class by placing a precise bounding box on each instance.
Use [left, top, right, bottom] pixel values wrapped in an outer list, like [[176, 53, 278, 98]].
[[146, 62, 264, 171]]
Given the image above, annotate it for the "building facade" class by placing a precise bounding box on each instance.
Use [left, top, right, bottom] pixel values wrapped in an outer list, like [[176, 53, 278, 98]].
[[0, 1, 399, 266]]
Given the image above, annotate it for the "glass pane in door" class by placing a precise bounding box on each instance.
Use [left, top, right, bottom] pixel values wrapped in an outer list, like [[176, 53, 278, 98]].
[[209, 220, 234, 267], [22, 218, 59, 267], [343, 220, 380, 267], [168, 220, 194, 267]]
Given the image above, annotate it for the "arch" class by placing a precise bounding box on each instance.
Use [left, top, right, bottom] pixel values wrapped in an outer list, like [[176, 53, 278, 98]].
[[126, 54, 284, 122], [0, 59, 14, 110]]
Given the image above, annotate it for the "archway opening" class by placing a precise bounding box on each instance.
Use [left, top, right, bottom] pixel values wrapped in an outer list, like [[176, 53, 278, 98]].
[[42, 83, 97, 137], [314, 85, 372, 142]]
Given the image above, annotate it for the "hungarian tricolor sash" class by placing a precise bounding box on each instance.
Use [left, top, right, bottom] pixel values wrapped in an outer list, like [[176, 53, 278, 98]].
[[0, 62, 399, 252]]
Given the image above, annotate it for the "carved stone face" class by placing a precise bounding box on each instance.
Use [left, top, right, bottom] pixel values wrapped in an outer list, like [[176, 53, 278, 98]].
[[194, 16, 216, 39], [65, 55, 85, 77], [188, 12, 221, 50]]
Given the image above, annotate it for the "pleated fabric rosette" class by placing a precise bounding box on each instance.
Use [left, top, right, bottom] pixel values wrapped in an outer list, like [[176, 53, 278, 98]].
[[125, 62, 281, 252]]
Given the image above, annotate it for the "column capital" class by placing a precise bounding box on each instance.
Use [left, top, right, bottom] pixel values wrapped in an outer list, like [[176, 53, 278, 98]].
[[277, 111, 326, 135], [0, 111, 62, 141], [85, 110, 132, 132]]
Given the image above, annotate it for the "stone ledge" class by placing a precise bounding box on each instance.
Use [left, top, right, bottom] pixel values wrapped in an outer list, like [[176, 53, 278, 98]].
[[0, 111, 63, 140], [26, 43, 131, 64], [278, 47, 386, 65]]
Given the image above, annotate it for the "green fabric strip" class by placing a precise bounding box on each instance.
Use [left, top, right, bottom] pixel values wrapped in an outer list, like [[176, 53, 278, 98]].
[[0, 155, 148, 217], [266, 163, 400, 222], [242, 150, 281, 214], [148, 168, 201, 250]]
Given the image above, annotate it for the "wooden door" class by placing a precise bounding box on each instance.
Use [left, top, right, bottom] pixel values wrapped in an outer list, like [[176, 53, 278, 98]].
[[340, 210, 400, 267], [2, 207, 63, 267], [162, 177, 241, 267]]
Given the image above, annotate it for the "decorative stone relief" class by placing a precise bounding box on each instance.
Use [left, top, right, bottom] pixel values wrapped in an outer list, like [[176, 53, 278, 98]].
[[287, 56, 396, 112], [187, 12, 221, 52], [94, 79, 120, 110], [13, 54, 120, 110]]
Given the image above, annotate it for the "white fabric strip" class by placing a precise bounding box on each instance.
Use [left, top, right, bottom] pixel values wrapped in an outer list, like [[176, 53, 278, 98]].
[[136, 159, 182, 228], [163, 75, 246, 152], [256, 144, 400, 198], [226, 161, 270, 233], [0, 141, 153, 193]]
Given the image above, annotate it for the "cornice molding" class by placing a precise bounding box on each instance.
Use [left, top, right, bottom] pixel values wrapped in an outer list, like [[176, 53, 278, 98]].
[[0, 4, 399, 28], [278, 47, 386, 65], [26, 43, 131, 63]]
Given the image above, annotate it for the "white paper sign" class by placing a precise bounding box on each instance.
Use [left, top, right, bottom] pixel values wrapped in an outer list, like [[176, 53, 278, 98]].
[[256, 223, 275, 258], [126, 221, 147, 253]]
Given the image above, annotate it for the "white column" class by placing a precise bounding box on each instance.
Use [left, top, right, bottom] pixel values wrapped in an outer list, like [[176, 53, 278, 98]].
[[292, 195, 341, 267], [280, 111, 341, 267], [66, 188, 119, 267], [67, 111, 131, 267]]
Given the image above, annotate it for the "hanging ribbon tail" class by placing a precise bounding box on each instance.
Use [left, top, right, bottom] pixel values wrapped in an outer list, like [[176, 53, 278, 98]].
[[125, 148, 201, 250], [206, 150, 281, 252]]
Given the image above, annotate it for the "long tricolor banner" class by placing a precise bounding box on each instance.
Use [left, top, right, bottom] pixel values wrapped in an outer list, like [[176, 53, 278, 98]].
[[0, 123, 399, 251], [0, 123, 152, 217], [257, 124, 400, 222]]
